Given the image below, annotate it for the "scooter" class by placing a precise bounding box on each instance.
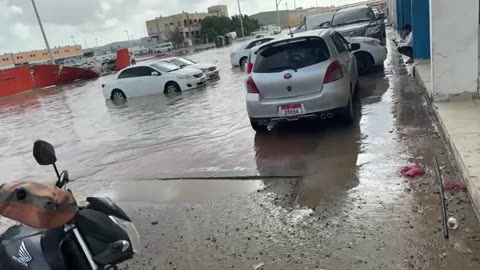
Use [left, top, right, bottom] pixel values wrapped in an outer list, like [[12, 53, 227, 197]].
[[0, 140, 140, 270]]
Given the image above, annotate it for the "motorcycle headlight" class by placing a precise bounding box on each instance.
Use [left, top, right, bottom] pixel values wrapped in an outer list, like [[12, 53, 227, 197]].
[[110, 216, 141, 255], [365, 25, 381, 36], [177, 75, 193, 80]]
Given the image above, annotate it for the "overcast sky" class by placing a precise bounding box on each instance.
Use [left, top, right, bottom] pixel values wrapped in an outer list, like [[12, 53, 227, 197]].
[[1, 0, 363, 53]]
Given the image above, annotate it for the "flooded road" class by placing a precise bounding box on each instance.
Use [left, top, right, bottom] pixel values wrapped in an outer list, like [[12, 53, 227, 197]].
[[1, 30, 480, 269]]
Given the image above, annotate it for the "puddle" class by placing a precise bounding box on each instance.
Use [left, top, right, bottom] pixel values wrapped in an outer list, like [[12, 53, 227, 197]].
[[97, 180, 266, 204]]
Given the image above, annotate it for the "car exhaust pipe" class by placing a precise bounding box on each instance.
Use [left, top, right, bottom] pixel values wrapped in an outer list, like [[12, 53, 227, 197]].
[[320, 114, 327, 120], [327, 113, 333, 119]]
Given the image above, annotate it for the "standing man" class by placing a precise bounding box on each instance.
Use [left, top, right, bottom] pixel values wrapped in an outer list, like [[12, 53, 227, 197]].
[[130, 52, 137, 65], [394, 24, 413, 64]]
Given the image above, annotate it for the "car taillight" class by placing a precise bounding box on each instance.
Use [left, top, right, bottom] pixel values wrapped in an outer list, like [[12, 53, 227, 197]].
[[323, 61, 344, 84], [246, 76, 259, 93], [247, 60, 253, 74]]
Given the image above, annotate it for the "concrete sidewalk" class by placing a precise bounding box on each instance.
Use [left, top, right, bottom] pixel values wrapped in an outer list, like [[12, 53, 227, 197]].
[[415, 62, 480, 216]]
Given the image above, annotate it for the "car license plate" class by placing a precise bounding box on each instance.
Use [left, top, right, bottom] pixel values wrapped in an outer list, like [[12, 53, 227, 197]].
[[280, 104, 302, 117]]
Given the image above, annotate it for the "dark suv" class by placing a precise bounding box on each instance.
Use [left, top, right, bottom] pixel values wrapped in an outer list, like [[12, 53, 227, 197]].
[[330, 5, 386, 43]]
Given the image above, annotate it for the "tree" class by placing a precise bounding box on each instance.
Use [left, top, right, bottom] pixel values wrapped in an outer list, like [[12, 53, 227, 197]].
[[231, 15, 261, 37], [168, 28, 185, 46]]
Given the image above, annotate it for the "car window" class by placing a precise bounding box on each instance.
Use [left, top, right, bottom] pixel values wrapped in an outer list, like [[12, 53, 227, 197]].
[[330, 33, 349, 54], [253, 38, 330, 73], [335, 32, 351, 49], [332, 7, 375, 26], [118, 67, 156, 79]]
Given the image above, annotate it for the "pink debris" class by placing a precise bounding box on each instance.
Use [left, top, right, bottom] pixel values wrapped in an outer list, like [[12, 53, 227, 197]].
[[443, 181, 467, 192], [400, 164, 425, 177]]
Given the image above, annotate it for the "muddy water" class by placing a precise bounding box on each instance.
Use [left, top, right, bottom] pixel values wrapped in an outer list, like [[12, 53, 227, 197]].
[[1, 30, 480, 269]]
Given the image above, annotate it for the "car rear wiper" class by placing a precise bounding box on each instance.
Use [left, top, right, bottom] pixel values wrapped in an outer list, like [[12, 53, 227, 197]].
[[266, 66, 298, 72]]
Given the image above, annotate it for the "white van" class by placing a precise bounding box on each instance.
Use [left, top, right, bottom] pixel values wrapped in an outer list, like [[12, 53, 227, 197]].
[[155, 42, 174, 53]]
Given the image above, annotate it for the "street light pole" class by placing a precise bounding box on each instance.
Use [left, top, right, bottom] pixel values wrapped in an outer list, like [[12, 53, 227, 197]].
[[70, 35, 76, 45], [275, 0, 283, 27], [125, 30, 130, 41], [237, 0, 245, 38], [31, 0, 54, 63]]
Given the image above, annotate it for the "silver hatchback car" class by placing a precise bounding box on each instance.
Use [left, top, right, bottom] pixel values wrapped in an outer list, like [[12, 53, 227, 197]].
[[246, 29, 360, 132]]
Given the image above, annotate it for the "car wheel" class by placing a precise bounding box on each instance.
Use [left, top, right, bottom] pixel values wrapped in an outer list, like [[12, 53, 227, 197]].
[[342, 93, 354, 124], [164, 82, 181, 94], [355, 52, 373, 75], [111, 89, 127, 105], [250, 119, 268, 132], [240, 57, 248, 67]]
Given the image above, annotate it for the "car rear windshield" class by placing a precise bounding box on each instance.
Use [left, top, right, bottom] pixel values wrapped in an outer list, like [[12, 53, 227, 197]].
[[332, 7, 374, 26], [253, 38, 330, 73]]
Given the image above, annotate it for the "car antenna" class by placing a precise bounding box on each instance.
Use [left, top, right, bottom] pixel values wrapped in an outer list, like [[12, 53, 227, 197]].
[[288, 26, 294, 38]]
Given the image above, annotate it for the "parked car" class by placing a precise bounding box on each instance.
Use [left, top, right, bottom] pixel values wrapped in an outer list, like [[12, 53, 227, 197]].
[[155, 42, 174, 53], [230, 37, 275, 67], [329, 5, 386, 43], [247, 34, 385, 75], [245, 29, 360, 132], [102, 63, 206, 101], [159, 57, 220, 80], [305, 12, 334, 30], [345, 36, 387, 74]]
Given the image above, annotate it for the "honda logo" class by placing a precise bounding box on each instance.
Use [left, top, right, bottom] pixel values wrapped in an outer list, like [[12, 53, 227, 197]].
[[12, 242, 32, 267], [284, 73, 292, 79]]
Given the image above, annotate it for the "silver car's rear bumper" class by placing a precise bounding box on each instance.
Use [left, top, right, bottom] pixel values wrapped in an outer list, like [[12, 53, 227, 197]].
[[247, 77, 351, 119]]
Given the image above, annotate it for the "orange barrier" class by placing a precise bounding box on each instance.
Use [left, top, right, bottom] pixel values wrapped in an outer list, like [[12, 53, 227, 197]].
[[116, 49, 130, 70], [58, 66, 99, 84], [32, 65, 60, 88], [0, 66, 35, 98]]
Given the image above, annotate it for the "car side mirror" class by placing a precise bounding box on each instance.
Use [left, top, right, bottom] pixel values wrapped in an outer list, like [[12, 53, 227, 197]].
[[151, 71, 160, 76], [33, 140, 57, 165], [319, 22, 331, 28], [377, 13, 385, 20], [349, 43, 361, 51]]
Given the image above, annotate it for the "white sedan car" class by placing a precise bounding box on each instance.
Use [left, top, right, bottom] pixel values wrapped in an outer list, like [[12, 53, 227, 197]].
[[159, 57, 220, 80], [102, 63, 206, 101], [344, 36, 387, 74], [230, 37, 274, 67]]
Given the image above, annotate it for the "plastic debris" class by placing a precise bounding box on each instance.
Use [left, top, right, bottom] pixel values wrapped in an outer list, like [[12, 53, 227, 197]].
[[447, 217, 459, 230], [252, 262, 265, 270], [443, 181, 467, 192], [399, 163, 425, 177]]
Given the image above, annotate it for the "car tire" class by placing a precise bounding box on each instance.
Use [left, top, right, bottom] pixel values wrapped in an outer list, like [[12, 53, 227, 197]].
[[240, 57, 248, 67], [250, 120, 268, 132], [164, 82, 181, 94], [355, 52, 373, 75], [111, 89, 127, 105], [342, 93, 354, 124]]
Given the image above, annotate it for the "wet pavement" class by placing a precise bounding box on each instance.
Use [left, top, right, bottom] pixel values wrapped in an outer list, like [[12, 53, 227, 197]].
[[1, 29, 480, 269]]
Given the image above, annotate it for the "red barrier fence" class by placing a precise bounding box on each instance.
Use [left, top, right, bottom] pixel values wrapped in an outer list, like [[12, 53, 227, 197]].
[[116, 49, 130, 70], [0, 66, 35, 98], [0, 64, 99, 98]]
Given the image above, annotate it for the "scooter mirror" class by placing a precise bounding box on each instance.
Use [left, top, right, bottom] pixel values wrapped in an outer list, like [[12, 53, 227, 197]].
[[33, 140, 57, 165]]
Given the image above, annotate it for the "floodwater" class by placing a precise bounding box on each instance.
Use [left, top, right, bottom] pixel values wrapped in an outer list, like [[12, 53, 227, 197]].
[[1, 29, 480, 269]]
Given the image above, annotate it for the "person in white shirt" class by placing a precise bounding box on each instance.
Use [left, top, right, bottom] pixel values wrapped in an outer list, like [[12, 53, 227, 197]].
[[394, 24, 413, 64], [130, 52, 137, 65]]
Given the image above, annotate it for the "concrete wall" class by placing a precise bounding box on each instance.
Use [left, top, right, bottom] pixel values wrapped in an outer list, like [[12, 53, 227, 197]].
[[430, 0, 479, 100], [411, 0, 430, 59]]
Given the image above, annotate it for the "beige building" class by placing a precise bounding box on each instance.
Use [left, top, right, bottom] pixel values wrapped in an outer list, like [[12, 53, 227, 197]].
[[145, 5, 228, 43], [1, 45, 83, 68], [208, 5, 229, 17]]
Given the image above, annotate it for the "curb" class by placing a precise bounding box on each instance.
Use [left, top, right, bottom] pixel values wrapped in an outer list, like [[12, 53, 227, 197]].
[[413, 67, 480, 219]]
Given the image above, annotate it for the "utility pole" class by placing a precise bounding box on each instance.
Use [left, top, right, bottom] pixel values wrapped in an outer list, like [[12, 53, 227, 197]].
[[125, 30, 130, 41], [31, 0, 54, 63], [237, 0, 245, 38], [70, 35, 76, 45], [294, 0, 296, 9], [275, 0, 283, 27]]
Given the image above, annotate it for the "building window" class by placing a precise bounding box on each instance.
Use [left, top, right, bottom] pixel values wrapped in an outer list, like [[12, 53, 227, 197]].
[[195, 31, 199, 37], [186, 32, 189, 38], [194, 19, 198, 26]]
